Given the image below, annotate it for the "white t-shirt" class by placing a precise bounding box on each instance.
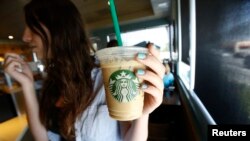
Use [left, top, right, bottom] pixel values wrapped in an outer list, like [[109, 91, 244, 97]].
[[48, 68, 121, 141]]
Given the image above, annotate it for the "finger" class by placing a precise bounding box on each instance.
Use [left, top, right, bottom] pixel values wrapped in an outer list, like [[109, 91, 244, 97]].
[[148, 43, 161, 62], [4, 52, 20, 57], [15, 67, 23, 73], [4, 53, 25, 65], [4, 53, 22, 61], [4, 57, 21, 65], [136, 54, 166, 79], [142, 84, 163, 103], [136, 69, 164, 91], [4, 57, 24, 70], [4, 60, 23, 73]]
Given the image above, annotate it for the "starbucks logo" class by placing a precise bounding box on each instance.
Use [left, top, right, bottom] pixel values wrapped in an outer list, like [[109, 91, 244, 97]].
[[109, 70, 140, 103]]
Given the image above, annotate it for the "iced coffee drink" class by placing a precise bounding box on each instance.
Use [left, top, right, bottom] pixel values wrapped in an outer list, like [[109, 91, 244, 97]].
[[96, 47, 147, 121]]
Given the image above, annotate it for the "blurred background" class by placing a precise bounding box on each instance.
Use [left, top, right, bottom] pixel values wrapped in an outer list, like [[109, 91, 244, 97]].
[[1, 0, 250, 141]]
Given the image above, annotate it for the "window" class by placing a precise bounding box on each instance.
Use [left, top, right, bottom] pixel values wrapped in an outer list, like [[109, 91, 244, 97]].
[[117, 25, 173, 60], [195, 0, 250, 124]]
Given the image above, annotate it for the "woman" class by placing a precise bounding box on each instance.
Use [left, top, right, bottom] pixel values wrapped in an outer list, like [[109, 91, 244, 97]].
[[3, 0, 165, 141]]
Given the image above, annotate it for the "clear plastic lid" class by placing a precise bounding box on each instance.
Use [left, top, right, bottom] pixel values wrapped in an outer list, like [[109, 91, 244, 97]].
[[96, 46, 148, 59]]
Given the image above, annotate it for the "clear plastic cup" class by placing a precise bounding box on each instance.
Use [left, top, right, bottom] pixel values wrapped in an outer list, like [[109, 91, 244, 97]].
[[96, 46, 148, 121]]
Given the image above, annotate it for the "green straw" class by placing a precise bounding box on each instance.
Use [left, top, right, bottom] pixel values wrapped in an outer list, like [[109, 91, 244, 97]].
[[109, 0, 123, 46]]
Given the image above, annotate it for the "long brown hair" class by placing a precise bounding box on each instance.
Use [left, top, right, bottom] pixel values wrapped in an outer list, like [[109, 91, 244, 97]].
[[24, 0, 96, 140]]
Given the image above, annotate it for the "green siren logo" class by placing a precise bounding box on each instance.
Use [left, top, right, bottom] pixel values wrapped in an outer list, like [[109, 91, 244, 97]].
[[109, 70, 140, 103]]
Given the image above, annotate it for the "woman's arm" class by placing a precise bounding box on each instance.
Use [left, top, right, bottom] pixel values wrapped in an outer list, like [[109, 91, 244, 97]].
[[3, 53, 48, 141], [120, 115, 149, 141], [121, 44, 165, 141], [22, 83, 48, 141]]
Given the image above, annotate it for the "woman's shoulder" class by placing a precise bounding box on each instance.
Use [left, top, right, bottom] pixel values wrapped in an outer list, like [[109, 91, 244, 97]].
[[91, 67, 106, 104], [91, 67, 104, 89], [91, 67, 102, 80], [75, 68, 121, 141]]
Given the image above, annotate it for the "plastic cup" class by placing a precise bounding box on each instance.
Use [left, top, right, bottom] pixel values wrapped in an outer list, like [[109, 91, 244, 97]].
[[96, 46, 147, 121]]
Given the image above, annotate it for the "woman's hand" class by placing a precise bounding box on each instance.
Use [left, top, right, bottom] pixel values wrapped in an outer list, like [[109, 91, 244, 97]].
[[136, 44, 165, 115], [4, 53, 48, 141], [3, 53, 34, 86]]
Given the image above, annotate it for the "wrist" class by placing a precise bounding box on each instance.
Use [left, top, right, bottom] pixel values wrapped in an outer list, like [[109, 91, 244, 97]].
[[21, 82, 35, 91], [134, 114, 149, 123]]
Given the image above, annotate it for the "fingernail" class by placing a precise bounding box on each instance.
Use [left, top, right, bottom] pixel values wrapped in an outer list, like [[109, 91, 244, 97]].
[[137, 53, 146, 60], [16, 67, 23, 73], [137, 69, 145, 75], [141, 83, 148, 90], [153, 45, 160, 50]]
